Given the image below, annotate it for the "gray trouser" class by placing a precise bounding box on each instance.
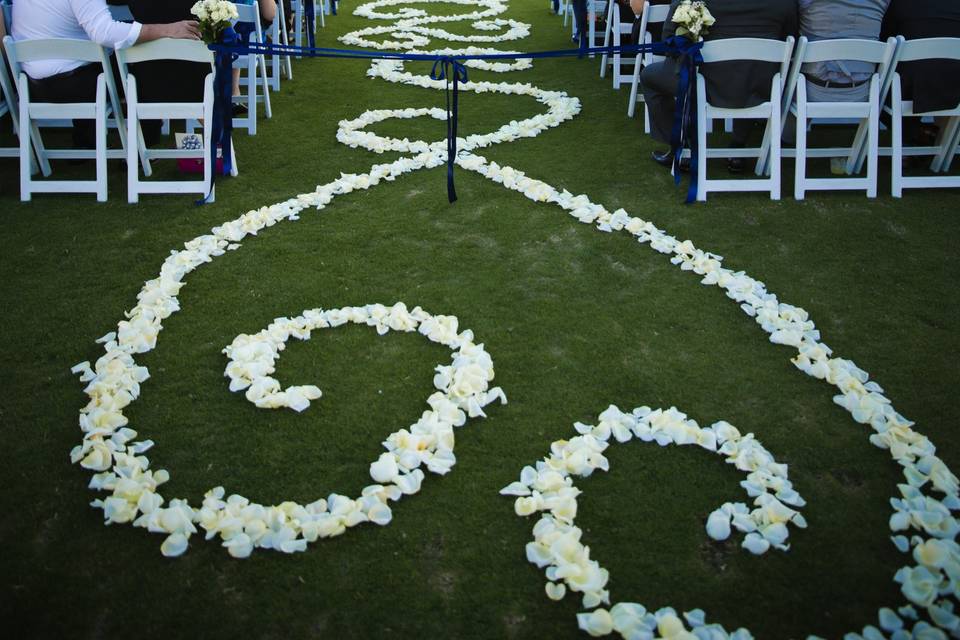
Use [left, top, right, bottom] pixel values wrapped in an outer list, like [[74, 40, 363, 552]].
[[640, 60, 756, 147]]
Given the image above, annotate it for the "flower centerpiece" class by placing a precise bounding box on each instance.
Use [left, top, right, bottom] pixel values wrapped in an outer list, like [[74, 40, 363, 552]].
[[671, 0, 715, 42], [190, 0, 239, 44]]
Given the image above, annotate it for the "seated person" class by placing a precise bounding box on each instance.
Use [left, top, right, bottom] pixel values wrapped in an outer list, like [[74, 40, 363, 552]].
[[798, 0, 890, 103], [640, 0, 798, 172], [125, 0, 209, 104], [881, 0, 960, 144], [11, 0, 199, 148]]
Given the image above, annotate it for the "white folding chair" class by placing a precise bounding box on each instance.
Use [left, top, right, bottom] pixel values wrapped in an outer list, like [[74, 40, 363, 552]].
[[695, 37, 795, 202], [4, 37, 128, 201], [116, 38, 237, 203], [886, 37, 960, 197], [781, 37, 897, 200], [600, 1, 636, 88], [627, 2, 670, 130], [233, 3, 272, 135]]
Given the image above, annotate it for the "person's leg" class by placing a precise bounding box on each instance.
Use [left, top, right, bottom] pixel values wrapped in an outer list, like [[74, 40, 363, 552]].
[[640, 60, 678, 145], [572, 0, 587, 43]]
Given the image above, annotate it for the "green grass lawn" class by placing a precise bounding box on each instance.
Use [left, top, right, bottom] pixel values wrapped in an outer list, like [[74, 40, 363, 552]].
[[2, 2, 959, 638]]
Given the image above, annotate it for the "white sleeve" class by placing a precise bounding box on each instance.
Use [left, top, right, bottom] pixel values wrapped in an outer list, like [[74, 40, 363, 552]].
[[71, 0, 143, 49]]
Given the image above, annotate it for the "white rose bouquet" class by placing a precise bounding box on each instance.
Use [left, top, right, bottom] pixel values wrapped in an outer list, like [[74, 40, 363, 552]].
[[190, 0, 239, 44], [671, 0, 716, 42]]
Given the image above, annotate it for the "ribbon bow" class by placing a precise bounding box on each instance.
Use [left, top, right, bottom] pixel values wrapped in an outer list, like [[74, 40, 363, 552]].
[[429, 57, 469, 203]]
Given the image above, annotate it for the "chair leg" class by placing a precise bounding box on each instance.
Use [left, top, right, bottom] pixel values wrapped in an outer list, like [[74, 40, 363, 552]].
[[259, 54, 272, 119], [942, 120, 960, 173], [281, 16, 293, 80], [248, 57, 258, 135], [931, 117, 960, 172], [627, 55, 641, 118], [696, 103, 708, 202], [127, 85, 140, 204], [867, 100, 879, 199], [891, 109, 904, 198], [795, 103, 807, 201], [19, 81, 31, 202], [204, 94, 215, 203], [95, 76, 108, 202], [230, 138, 239, 177]]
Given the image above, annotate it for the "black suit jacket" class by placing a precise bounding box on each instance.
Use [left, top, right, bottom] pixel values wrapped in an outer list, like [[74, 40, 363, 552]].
[[125, 0, 209, 103], [663, 0, 798, 109], [881, 0, 960, 112]]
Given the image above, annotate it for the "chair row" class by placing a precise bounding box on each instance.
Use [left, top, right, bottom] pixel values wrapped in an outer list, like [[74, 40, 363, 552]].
[[588, 2, 960, 201], [1, 36, 235, 202], [0, 0, 338, 202]]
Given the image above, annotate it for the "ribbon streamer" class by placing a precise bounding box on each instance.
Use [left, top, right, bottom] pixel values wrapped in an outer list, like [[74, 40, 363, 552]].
[[305, 1, 316, 50], [429, 57, 469, 203], [199, 25, 243, 204], [205, 40, 706, 205], [664, 36, 704, 204]]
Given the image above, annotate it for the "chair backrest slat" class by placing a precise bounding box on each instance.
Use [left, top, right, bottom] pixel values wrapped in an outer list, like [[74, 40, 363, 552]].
[[118, 38, 214, 66], [897, 37, 960, 63], [801, 38, 892, 65], [700, 38, 794, 65], [7, 37, 105, 64]]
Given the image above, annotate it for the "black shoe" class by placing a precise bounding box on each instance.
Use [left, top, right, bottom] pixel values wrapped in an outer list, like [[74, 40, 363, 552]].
[[232, 102, 248, 117], [651, 149, 689, 172], [727, 157, 745, 174]]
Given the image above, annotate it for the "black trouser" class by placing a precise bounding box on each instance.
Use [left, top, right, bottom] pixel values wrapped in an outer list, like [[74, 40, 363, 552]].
[[572, 0, 587, 42], [640, 59, 754, 147]]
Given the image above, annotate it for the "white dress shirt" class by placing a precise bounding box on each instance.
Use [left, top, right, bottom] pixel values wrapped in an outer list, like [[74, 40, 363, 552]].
[[11, 0, 143, 79]]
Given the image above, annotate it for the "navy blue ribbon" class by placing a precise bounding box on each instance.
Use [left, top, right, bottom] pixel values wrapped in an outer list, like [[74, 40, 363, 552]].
[[430, 57, 469, 203], [305, 1, 316, 50], [206, 39, 707, 204], [331, 0, 337, 17], [663, 36, 704, 203], [199, 25, 242, 204]]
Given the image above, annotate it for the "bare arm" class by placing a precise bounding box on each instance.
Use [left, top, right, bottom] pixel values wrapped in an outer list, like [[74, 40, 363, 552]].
[[137, 20, 201, 44], [259, 0, 277, 24]]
